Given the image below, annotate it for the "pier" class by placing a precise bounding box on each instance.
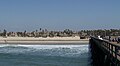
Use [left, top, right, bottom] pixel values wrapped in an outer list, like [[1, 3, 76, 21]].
[[90, 37, 120, 66]]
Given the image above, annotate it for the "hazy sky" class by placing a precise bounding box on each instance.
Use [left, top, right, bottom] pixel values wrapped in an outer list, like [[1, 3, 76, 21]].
[[0, 0, 120, 31]]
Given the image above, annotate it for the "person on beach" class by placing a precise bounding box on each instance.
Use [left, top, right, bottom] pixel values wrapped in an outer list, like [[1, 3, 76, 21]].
[[4, 40, 7, 43]]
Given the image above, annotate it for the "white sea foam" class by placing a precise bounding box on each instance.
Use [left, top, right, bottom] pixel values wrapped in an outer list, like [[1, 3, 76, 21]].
[[0, 44, 89, 57], [0, 44, 88, 49]]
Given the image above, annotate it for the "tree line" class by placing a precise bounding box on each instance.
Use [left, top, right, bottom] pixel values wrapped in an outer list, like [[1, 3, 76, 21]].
[[0, 29, 120, 38]]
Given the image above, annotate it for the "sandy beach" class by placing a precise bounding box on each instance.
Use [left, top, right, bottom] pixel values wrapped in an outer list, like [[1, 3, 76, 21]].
[[0, 36, 89, 44]]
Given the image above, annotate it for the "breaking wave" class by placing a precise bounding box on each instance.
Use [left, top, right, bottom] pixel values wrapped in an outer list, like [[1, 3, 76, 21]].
[[0, 44, 89, 57]]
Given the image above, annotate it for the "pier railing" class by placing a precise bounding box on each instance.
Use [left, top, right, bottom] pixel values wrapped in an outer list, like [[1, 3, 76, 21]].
[[91, 37, 120, 66]]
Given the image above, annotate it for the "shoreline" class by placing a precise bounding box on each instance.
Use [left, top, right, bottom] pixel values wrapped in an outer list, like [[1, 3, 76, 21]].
[[0, 41, 89, 45], [0, 37, 89, 44]]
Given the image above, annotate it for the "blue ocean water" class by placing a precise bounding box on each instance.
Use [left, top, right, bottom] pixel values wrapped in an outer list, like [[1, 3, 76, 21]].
[[0, 44, 91, 66]]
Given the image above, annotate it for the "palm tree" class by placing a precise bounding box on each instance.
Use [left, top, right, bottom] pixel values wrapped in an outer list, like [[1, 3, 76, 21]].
[[40, 28, 42, 32], [23, 30, 26, 37], [35, 30, 38, 37], [3, 29, 7, 37]]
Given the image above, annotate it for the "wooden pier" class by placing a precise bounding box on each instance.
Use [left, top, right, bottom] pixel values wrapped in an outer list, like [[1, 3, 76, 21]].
[[90, 37, 120, 66]]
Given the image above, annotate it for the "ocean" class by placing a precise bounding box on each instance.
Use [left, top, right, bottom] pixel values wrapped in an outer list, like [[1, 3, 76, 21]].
[[0, 44, 91, 66]]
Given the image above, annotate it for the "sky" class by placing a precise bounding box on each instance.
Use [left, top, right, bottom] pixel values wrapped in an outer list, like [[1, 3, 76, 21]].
[[0, 0, 120, 31]]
